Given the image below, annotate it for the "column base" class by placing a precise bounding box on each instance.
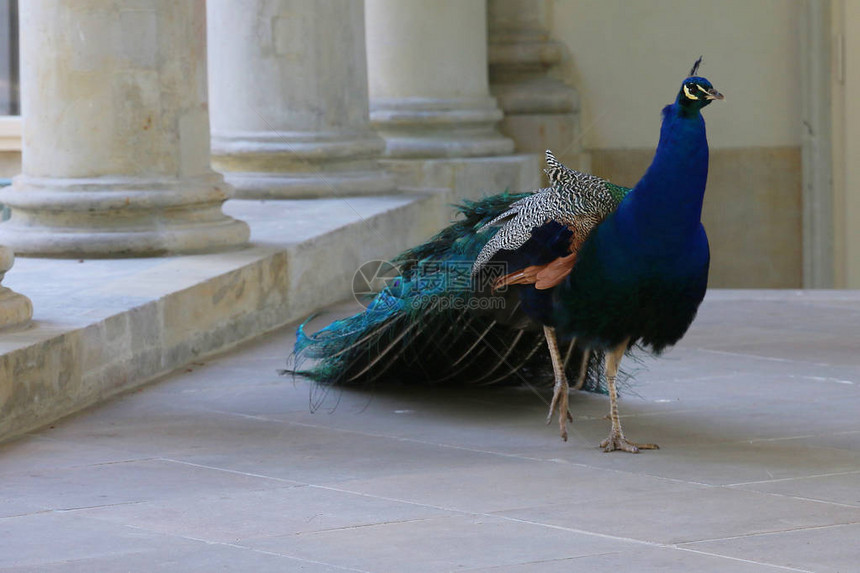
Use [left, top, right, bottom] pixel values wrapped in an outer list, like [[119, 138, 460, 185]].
[[370, 97, 515, 159], [211, 129, 397, 199], [0, 174, 250, 258], [0, 247, 32, 329], [0, 221, 251, 259], [0, 286, 33, 330]]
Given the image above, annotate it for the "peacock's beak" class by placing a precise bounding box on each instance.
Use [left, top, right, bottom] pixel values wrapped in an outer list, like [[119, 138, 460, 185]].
[[705, 88, 724, 101]]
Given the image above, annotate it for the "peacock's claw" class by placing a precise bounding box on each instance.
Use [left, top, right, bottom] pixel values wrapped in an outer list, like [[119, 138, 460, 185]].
[[546, 379, 573, 441], [545, 408, 572, 442], [599, 431, 659, 453]]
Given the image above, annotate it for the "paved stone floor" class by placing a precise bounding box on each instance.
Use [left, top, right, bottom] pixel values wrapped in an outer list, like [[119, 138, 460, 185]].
[[1, 290, 859, 572]]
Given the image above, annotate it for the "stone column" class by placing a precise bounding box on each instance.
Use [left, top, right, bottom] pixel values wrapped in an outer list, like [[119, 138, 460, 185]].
[[365, 0, 514, 159], [0, 246, 32, 329], [207, 0, 396, 199], [0, 0, 249, 257], [487, 0, 587, 170]]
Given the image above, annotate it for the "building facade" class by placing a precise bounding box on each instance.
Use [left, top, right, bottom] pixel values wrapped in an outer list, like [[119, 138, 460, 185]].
[[0, 0, 856, 295]]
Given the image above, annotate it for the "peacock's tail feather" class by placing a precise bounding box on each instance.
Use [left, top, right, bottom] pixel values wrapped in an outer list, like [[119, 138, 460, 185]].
[[286, 191, 608, 394]]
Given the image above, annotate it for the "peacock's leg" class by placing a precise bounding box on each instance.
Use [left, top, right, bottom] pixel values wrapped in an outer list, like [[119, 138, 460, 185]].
[[571, 347, 591, 391], [543, 325, 573, 441], [599, 339, 659, 453]]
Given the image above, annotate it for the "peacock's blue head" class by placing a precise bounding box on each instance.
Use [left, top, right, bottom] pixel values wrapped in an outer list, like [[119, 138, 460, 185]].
[[676, 57, 723, 112]]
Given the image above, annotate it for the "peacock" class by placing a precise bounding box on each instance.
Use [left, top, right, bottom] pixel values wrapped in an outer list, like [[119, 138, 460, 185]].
[[289, 58, 723, 453]]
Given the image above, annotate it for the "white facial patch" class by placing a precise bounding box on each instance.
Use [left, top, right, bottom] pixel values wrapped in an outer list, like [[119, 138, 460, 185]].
[[682, 85, 699, 100]]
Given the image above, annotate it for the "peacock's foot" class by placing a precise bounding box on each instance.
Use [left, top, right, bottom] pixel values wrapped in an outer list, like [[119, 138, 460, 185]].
[[546, 380, 573, 442], [599, 431, 659, 453]]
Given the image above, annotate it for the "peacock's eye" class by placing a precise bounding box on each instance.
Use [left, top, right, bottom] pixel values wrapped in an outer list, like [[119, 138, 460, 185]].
[[682, 83, 699, 100]]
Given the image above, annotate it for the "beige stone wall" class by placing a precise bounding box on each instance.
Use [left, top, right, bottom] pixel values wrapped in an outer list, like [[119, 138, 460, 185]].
[[549, 0, 804, 288], [0, 151, 19, 179], [0, 116, 21, 179], [833, 0, 860, 288], [549, 0, 801, 150], [592, 148, 802, 288]]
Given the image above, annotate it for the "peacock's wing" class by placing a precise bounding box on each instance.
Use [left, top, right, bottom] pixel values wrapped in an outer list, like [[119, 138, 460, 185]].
[[472, 150, 630, 290]]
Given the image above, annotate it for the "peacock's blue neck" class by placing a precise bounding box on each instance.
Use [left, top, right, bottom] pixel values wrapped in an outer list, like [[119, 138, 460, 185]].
[[614, 103, 709, 246]]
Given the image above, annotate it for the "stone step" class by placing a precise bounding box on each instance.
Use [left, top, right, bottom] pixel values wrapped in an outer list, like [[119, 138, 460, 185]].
[[0, 191, 447, 442]]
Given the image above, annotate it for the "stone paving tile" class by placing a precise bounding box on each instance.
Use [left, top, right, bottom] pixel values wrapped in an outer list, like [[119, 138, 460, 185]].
[[634, 345, 860, 391], [774, 431, 860, 453], [0, 434, 150, 477], [694, 336, 860, 368], [513, 439, 860, 487], [0, 513, 345, 572], [0, 511, 204, 570], [683, 523, 860, 573], [334, 459, 706, 514], [631, 355, 860, 404], [684, 324, 830, 353], [144, 362, 287, 395], [170, 420, 522, 486], [181, 378, 576, 453], [0, 498, 45, 519], [34, 405, 305, 459], [78, 483, 452, 544], [2, 546, 345, 573], [729, 470, 860, 507], [0, 458, 294, 510], [565, 398, 860, 449], [243, 514, 640, 573], [137, 373, 312, 419], [498, 485, 860, 545], [462, 546, 798, 572]]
